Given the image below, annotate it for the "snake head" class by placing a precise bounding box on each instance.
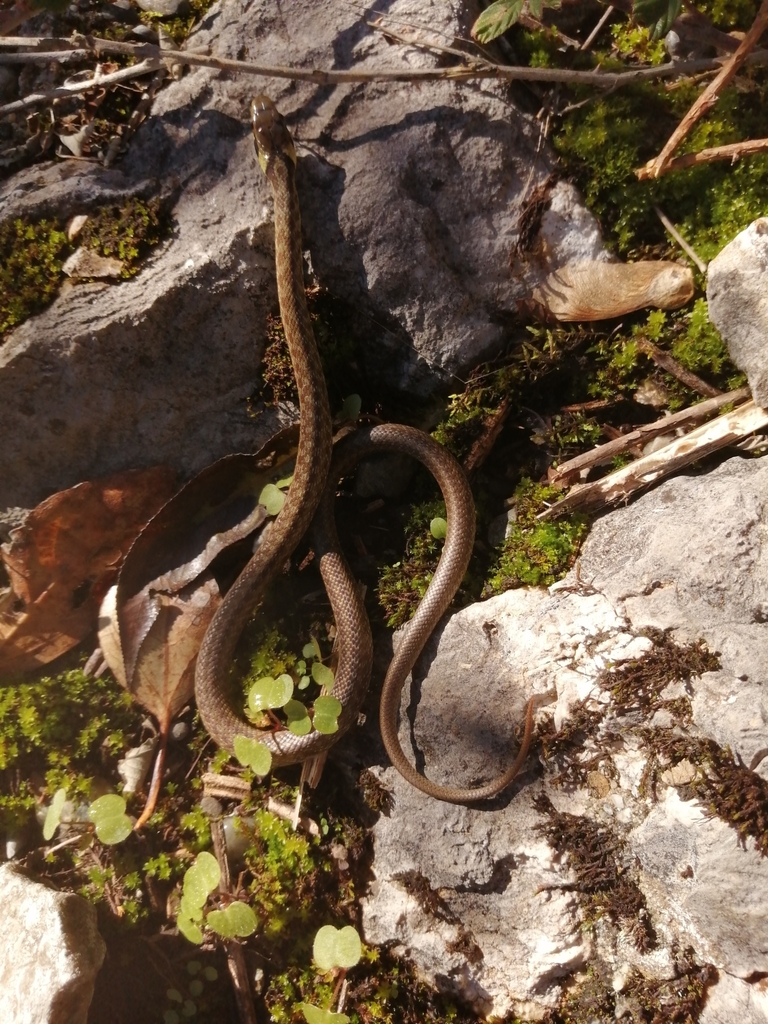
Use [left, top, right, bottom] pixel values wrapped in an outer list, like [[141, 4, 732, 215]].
[[251, 95, 297, 176]]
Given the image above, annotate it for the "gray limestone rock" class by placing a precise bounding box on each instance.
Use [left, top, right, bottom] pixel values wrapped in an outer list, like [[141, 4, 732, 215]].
[[708, 217, 768, 407], [361, 455, 768, 1019], [0, 862, 105, 1024], [0, 0, 604, 509]]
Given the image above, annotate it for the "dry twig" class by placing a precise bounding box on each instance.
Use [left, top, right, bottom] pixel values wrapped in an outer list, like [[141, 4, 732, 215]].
[[635, 336, 722, 398], [653, 206, 708, 274], [541, 398, 767, 517], [0, 57, 162, 116], [549, 386, 750, 487], [638, 0, 768, 179]]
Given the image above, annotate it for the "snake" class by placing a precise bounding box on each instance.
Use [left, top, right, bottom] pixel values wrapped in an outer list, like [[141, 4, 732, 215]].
[[194, 95, 536, 804]]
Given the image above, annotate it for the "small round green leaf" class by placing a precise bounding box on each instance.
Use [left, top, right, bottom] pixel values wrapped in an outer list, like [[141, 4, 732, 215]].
[[177, 914, 204, 945], [311, 662, 335, 690], [181, 1000, 197, 1017], [430, 517, 448, 540], [303, 640, 321, 660], [247, 674, 293, 712], [167, 989, 182, 1003], [89, 795, 132, 845], [43, 787, 67, 841], [206, 901, 257, 939], [340, 394, 362, 420], [164, 1012, 180, 1024], [203, 967, 218, 981], [298, 675, 311, 690], [186, 961, 202, 976], [275, 474, 294, 490], [88, 794, 126, 820], [180, 894, 205, 922], [233, 735, 273, 777], [313, 695, 342, 735], [259, 483, 285, 516], [189, 851, 220, 893], [313, 924, 362, 971], [285, 699, 312, 736], [189, 980, 204, 998], [299, 1005, 349, 1024], [333, 925, 363, 968]]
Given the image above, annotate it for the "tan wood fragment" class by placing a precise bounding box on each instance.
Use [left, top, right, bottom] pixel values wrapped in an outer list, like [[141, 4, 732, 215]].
[[541, 398, 768, 517], [549, 387, 751, 488]]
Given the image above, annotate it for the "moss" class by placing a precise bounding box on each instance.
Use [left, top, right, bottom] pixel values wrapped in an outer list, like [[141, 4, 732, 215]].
[[641, 730, 768, 856], [0, 218, 70, 338], [0, 199, 169, 343], [484, 479, 589, 594], [79, 197, 168, 277], [0, 666, 139, 834], [543, 953, 715, 1024], [534, 793, 655, 950], [376, 500, 447, 628], [601, 628, 720, 723]]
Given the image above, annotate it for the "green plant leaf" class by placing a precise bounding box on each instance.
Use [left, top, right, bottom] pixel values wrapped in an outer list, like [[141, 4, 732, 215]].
[[340, 394, 362, 420], [303, 639, 321, 660], [247, 674, 293, 713], [313, 696, 342, 735], [207, 901, 258, 938], [284, 699, 312, 735], [471, 0, 525, 42], [275, 474, 294, 490], [180, 894, 205, 922], [177, 914, 204, 945], [311, 662, 335, 690], [429, 517, 447, 540], [633, 0, 681, 38], [313, 924, 362, 971], [233, 735, 273, 777], [299, 1005, 350, 1024], [259, 483, 285, 516], [43, 787, 67, 841], [182, 851, 220, 909], [89, 794, 133, 845]]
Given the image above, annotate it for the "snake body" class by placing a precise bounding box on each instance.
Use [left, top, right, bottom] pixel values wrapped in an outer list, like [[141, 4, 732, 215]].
[[194, 96, 534, 803]]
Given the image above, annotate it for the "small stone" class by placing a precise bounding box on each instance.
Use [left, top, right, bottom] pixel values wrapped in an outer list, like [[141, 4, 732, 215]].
[[66, 214, 89, 241], [171, 720, 190, 741], [221, 814, 254, 864], [62, 248, 124, 280], [660, 759, 697, 787], [134, 0, 189, 13], [199, 795, 223, 818]]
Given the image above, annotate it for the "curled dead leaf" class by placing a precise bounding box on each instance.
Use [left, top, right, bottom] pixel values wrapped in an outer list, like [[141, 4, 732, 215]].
[[0, 466, 176, 676], [531, 260, 695, 321]]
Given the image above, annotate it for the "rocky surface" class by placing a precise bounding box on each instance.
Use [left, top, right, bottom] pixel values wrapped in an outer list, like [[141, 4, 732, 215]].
[[0, 0, 608, 510], [0, 862, 105, 1024], [360, 454, 768, 1021], [708, 217, 768, 407]]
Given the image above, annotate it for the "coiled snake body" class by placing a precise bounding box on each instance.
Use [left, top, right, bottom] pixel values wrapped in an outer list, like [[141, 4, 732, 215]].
[[194, 96, 535, 804]]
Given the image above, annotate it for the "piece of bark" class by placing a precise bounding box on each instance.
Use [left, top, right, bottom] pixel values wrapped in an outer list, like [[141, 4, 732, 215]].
[[541, 398, 768, 517], [549, 387, 750, 488]]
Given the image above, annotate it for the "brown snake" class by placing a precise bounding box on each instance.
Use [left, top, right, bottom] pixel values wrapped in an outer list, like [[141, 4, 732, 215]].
[[194, 96, 535, 804]]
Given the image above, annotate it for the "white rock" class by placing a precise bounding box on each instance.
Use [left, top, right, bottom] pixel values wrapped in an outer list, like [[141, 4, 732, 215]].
[[0, 863, 105, 1024]]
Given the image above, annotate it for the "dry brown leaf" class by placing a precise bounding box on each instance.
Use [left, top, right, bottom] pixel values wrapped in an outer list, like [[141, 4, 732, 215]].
[[0, 465, 176, 675]]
